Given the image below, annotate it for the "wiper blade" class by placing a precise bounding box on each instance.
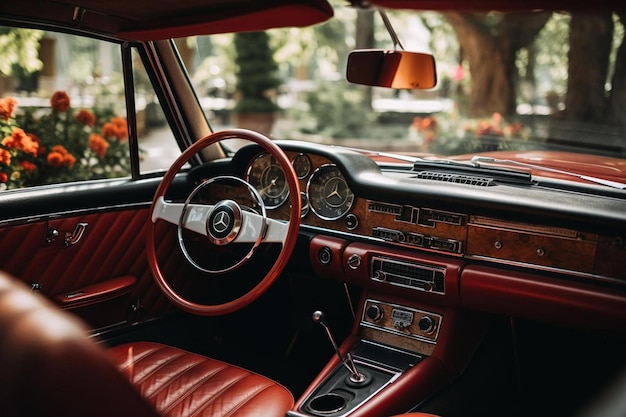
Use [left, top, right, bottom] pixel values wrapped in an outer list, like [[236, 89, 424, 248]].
[[471, 156, 626, 190]]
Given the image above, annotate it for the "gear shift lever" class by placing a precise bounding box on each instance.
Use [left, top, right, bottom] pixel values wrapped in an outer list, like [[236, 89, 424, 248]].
[[312, 310, 367, 385]]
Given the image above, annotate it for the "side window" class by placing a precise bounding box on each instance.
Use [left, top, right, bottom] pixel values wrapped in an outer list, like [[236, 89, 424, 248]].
[[132, 49, 181, 173], [0, 27, 131, 190]]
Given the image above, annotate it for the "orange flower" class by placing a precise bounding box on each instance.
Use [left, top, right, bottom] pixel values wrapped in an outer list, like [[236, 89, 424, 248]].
[[47, 145, 75, 168], [102, 122, 117, 138], [51, 145, 68, 154], [102, 117, 128, 140], [0, 149, 11, 166], [75, 109, 96, 126], [0, 97, 17, 121], [63, 153, 76, 168], [412, 116, 437, 131], [88, 133, 109, 158], [0, 172, 8, 183], [19, 161, 37, 172], [50, 91, 70, 112], [47, 151, 65, 168], [1, 128, 39, 157]]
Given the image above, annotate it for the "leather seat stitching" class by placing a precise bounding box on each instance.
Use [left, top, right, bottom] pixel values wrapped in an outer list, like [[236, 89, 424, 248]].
[[116, 345, 167, 374], [132, 348, 189, 388], [158, 362, 231, 416], [184, 371, 254, 417], [144, 355, 218, 404], [221, 381, 276, 417], [140, 353, 206, 399]]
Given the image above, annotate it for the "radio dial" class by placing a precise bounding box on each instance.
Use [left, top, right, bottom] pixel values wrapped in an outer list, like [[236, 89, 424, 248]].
[[372, 270, 386, 281], [366, 304, 384, 322], [418, 316, 436, 334]]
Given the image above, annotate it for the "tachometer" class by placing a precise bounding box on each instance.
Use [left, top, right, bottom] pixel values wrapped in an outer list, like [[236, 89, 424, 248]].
[[246, 152, 289, 208], [307, 164, 355, 220]]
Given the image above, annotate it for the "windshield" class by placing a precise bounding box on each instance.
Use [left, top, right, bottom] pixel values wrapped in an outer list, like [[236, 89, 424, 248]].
[[184, 6, 625, 170]]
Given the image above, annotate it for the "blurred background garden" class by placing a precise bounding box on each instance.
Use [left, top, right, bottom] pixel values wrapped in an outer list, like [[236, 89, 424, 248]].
[[2, 3, 626, 188]]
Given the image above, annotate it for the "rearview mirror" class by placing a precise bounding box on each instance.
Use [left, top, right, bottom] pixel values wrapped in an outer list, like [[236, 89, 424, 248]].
[[346, 49, 437, 89]]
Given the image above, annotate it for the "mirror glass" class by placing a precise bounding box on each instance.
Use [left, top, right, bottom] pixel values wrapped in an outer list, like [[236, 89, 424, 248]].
[[346, 49, 437, 89]]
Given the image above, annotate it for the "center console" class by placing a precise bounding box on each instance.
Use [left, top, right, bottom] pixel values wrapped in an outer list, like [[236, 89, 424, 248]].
[[289, 237, 491, 417]]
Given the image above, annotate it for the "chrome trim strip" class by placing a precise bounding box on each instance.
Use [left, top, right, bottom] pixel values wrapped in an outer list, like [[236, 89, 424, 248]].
[[465, 254, 626, 287], [0, 202, 151, 228]]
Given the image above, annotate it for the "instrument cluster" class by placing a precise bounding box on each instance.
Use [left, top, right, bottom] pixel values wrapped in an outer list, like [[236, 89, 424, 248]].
[[245, 151, 354, 220]]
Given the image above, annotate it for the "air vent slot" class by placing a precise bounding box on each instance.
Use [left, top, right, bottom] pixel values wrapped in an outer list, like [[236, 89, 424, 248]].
[[416, 171, 493, 186]]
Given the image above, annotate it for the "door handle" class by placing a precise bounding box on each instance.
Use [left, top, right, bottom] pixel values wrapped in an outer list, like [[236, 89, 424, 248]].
[[64, 222, 88, 246]]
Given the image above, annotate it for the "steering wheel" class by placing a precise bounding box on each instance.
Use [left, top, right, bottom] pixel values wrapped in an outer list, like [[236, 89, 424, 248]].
[[146, 129, 301, 316]]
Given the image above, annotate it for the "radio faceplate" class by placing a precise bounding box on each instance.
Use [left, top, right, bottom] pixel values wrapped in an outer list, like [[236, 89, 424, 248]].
[[361, 299, 443, 346], [370, 256, 445, 294]]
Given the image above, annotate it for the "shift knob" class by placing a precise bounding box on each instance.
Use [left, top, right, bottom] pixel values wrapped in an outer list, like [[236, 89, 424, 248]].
[[312, 310, 325, 324]]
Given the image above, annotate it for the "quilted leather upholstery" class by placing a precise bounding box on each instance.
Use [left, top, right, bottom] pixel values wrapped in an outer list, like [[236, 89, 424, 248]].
[[109, 342, 294, 417], [0, 271, 294, 417], [0, 209, 190, 326]]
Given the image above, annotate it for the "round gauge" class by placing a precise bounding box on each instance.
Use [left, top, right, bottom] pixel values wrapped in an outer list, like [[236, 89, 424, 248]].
[[307, 164, 355, 220], [246, 152, 289, 208], [293, 153, 312, 179]]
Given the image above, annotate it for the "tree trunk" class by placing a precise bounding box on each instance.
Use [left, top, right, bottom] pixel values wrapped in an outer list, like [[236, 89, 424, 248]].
[[606, 13, 626, 127], [444, 12, 551, 118], [562, 12, 613, 123]]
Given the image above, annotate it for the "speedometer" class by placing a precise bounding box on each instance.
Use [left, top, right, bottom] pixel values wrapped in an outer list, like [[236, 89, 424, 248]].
[[245, 152, 289, 208], [307, 164, 355, 220]]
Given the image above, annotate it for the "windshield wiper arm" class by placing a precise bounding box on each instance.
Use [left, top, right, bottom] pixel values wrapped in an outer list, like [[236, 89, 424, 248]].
[[471, 156, 626, 190]]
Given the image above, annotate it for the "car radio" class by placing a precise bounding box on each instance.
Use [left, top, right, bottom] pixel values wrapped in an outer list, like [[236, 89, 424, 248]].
[[370, 256, 445, 295]]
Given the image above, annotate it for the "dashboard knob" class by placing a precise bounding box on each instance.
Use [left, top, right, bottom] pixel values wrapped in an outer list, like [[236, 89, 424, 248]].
[[347, 253, 361, 269], [372, 270, 386, 281], [366, 304, 384, 322], [318, 247, 332, 265], [418, 316, 436, 334]]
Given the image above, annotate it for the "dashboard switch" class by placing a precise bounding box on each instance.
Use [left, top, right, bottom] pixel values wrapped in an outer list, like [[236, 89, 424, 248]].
[[345, 214, 358, 230]]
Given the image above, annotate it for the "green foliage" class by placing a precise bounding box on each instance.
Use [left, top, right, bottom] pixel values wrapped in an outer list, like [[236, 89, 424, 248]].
[[0, 28, 43, 76], [296, 81, 375, 139], [233, 32, 281, 113]]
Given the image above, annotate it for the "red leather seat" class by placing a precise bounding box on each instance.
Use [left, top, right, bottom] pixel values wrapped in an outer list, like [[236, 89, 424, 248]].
[[0, 271, 293, 417], [109, 342, 294, 417]]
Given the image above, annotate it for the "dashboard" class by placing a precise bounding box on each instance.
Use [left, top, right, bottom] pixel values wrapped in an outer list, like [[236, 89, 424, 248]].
[[191, 139, 626, 334], [223, 142, 626, 281]]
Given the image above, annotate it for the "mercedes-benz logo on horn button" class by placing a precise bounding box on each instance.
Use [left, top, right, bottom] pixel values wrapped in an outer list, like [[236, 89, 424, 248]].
[[207, 200, 242, 245], [212, 210, 231, 234]]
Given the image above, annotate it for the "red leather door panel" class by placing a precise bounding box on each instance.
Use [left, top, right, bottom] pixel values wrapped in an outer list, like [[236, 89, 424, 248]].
[[0, 208, 185, 329]]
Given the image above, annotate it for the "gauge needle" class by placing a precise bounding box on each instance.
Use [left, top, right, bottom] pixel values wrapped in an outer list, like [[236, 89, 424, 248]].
[[259, 177, 278, 195], [327, 182, 342, 199]]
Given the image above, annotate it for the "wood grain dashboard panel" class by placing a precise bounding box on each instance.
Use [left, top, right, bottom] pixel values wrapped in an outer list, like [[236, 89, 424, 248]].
[[206, 150, 626, 283], [466, 224, 597, 273]]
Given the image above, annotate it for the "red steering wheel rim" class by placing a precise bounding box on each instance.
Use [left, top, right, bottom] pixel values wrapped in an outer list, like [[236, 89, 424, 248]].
[[146, 129, 301, 316]]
